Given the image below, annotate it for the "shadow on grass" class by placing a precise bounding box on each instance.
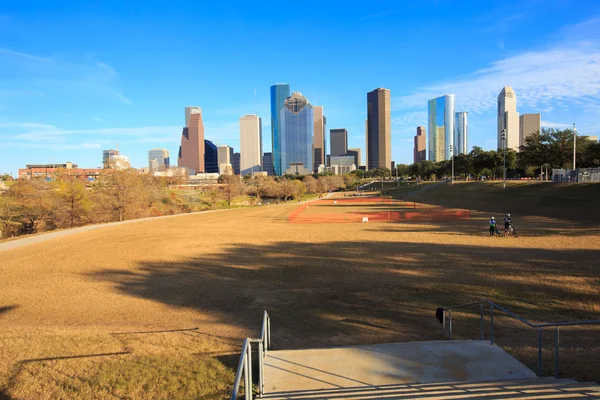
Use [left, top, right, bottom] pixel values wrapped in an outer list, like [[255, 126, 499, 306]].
[[86, 239, 600, 381], [0, 305, 18, 316]]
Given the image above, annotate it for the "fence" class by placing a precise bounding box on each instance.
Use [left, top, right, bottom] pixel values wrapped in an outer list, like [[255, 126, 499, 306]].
[[553, 168, 600, 183]]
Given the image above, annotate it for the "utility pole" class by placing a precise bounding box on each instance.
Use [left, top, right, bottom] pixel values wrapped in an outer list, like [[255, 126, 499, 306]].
[[501, 129, 506, 189], [573, 123, 577, 170]]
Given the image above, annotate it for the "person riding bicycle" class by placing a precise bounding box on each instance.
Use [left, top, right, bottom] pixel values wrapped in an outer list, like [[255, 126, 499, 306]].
[[504, 213, 512, 236], [489, 217, 497, 236]]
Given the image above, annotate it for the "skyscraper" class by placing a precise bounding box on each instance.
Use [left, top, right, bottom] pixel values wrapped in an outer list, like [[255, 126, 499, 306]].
[[454, 112, 468, 155], [330, 128, 348, 157], [519, 113, 541, 147], [217, 145, 231, 166], [240, 114, 263, 176], [270, 83, 291, 176], [178, 109, 205, 174], [498, 87, 519, 151], [185, 106, 201, 128], [367, 88, 391, 170], [313, 106, 326, 172], [148, 149, 170, 171], [102, 149, 119, 169], [414, 126, 426, 163], [428, 95, 455, 162], [364, 119, 368, 170], [262, 152, 274, 176], [204, 140, 219, 173], [232, 153, 241, 175], [280, 92, 314, 175], [347, 148, 362, 167]]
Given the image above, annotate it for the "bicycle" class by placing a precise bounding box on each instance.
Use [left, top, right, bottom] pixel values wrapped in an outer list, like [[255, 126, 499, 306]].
[[506, 225, 519, 238]]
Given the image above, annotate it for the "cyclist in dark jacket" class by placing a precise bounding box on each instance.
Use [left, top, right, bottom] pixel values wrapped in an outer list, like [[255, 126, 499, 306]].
[[504, 213, 512, 236]]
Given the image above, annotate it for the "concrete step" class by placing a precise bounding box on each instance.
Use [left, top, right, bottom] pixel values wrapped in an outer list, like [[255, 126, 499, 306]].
[[261, 378, 600, 399]]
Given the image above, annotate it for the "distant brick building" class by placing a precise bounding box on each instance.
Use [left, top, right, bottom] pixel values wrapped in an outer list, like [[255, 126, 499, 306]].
[[18, 162, 102, 181]]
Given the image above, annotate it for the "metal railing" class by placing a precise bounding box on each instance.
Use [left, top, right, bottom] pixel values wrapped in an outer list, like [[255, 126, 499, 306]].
[[231, 311, 271, 400], [440, 300, 600, 378]]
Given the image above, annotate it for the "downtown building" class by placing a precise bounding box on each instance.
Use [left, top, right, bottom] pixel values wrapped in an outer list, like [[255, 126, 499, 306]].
[[366, 88, 391, 170], [330, 128, 348, 157], [178, 106, 205, 174], [414, 126, 426, 163], [270, 83, 291, 176], [280, 92, 314, 175], [520, 113, 541, 147], [217, 145, 233, 175], [497, 87, 519, 151], [240, 114, 263, 176], [454, 112, 468, 155], [313, 106, 326, 172], [347, 148, 362, 168], [148, 149, 170, 171], [428, 94, 455, 162]]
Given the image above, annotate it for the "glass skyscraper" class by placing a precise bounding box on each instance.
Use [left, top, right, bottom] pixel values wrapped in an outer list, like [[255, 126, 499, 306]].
[[280, 92, 314, 175], [428, 94, 455, 162], [454, 112, 468, 156], [270, 83, 290, 176]]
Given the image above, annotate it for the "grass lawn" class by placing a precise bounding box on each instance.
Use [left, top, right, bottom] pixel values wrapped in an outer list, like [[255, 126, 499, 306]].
[[1, 183, 599, 398]]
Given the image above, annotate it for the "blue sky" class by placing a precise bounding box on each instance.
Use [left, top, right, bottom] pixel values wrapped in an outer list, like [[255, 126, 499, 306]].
[[1, 0, 600, 176]]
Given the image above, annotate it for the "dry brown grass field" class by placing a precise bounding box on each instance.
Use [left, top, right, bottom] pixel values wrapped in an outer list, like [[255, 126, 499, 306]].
[[1, 181, 599, 399]]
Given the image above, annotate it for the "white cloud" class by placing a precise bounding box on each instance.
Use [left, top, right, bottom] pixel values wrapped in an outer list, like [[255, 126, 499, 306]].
[[116, 93, 132, 105], [541, 120, 572, 128], [394, 18, 600, 115]]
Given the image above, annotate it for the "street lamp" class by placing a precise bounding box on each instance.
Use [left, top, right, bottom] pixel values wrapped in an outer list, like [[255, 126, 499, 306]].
[[573, 123, 577, 170], [501, 129, 507, 189], [449, 144, 454, 184]]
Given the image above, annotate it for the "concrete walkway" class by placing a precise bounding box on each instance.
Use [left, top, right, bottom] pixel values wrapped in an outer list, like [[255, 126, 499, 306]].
[[264, 340, 536, 393]]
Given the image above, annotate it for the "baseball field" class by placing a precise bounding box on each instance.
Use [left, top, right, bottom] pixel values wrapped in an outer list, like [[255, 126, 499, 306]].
[[1, 181, 599, 399]]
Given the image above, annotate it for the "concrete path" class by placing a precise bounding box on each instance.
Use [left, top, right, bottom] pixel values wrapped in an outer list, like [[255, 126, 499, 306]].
[[264, 340, 536, 393]]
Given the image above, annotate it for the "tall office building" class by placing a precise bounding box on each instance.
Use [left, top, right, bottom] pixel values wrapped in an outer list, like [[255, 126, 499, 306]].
[[102, 149, 119, 169], [262, 152, 274, 176], [347, 148, 362, 167], [330, 128, 348, 157], [519, 113, 541, 147], [148, 148, 170, 171], [366, 88, 391, 170], [204, 140, 219, 173], [185, 106, 201, 128], [498, 87, 519, 151], [454, 112, 468, 155], [270, 83, 291, 176], [280, 92, 314, 175], [414, 126, 426, 163], [217, 145, 231, 166], [240, 114, 263, 176], [364, 119, 368, 170], [313, 106, 326, 172], [178, 109, 205, 174], [428, 95, 455, 162], [232, 153, 241, 175]]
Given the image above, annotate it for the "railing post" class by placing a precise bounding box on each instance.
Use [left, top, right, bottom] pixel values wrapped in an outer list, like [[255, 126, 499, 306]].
[[442, 310, 446, 339], [449, 309, 453, 339], [537, 328, 543, 377], [480, 303, 484, 340], [267, 317, 271, 351], [244, 347, 251, 400], [555, 328, 560, 379], [490, 304, 495, 345], [258, 341, 264, 397]]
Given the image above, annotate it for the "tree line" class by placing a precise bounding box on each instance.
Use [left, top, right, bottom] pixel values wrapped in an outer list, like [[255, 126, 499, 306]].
[[394, 128, 600, 181], [0, 170, 350, 239]]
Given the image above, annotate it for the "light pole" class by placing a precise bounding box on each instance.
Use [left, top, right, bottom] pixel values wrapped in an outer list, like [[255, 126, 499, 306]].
[[450, 144, 454, 184], [501, 129, 506, 189], [573, 123, 577, 170]]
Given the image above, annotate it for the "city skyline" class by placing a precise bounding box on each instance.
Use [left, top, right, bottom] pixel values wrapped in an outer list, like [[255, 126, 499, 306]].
[[2, 2, 600, 175]]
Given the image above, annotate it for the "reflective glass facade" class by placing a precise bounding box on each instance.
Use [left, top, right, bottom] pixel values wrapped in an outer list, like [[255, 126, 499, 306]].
[[270, 84, 290, 176], [427, 95, 455, 162], [280, 92, 314, 175], [204, 140, 219, 173], [454, 112, 468, 155]]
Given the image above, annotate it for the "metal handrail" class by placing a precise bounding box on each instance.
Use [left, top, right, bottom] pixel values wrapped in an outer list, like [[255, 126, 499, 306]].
[[441, 300, 600, 378], [231, 311, 271, 400]]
